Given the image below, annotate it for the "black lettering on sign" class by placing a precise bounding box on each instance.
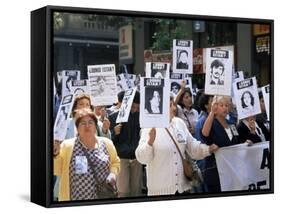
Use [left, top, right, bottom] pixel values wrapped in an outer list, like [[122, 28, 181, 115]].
[[237, 78, 253, 90], [102, 66, 114, 72], [176, 40, 190, 47], [260, 148, 270, 169], [72, 80, 87, 87], [151, 63, 167, 70], [62, 94, 73, 105], [89, 67, 101, 73], [265, 86, 270, 93], [248, 180, 267, 191], [210, 49, 229, 58], [170, 73, 183, 79], [144, 78, 164, 87], [66, 71, 77, 76]]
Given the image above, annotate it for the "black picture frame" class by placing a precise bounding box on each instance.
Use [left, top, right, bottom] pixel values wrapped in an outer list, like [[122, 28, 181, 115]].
[[31, 5, 274, 208]]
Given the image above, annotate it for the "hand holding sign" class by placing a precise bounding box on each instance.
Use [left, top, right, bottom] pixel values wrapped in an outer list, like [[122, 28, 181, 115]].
[[102, 118, 111, 134], [53, 140, 61, 156], [211, 99, 219, 115], [209, 144, 219, 153], [114, 124, 122, 135], [247, 117, 256, 134], [180, 79, 186, 90]]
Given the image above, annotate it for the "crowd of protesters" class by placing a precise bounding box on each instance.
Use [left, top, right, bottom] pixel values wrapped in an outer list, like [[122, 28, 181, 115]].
[[53, 76, 270, 201]]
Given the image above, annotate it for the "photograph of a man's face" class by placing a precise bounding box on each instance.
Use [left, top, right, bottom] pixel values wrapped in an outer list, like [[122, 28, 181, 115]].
[[210, 59, 225, 85]]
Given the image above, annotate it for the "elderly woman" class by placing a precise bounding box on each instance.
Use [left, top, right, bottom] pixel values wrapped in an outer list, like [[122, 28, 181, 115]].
[[201, 95, 245, 193], [135, 95, 218, 196], [53, 108, 120, 201]]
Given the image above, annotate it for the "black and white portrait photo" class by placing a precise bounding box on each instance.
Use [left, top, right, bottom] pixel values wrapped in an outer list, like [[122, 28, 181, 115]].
[[176, 50, 189, 70], [241, 90, 255, 113], [233, 77, 261, 120], [151, 68, 166, 79], [171, 81, 181, 96], [209, 59, 225, 85], [144, 88, 163, 114], [204, 48, 233, 96], [146, 62, 170, 78], [173, 39, 193, 74]]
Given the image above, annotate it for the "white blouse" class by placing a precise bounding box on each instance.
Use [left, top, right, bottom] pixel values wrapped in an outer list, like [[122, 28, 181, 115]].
[[135, 117, 210, 196]]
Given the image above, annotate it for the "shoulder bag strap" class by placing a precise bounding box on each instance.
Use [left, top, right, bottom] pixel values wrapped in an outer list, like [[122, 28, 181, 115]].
[[165, 128, 185, 161]]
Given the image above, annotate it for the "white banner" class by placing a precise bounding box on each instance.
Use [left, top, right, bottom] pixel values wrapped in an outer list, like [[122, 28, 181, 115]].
[[215, 142, 270, 191], [87, 64, 118, 106]]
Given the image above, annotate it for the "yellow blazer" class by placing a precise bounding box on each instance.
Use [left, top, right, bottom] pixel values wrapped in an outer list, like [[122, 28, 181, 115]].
[[54, 137, 120, 201]]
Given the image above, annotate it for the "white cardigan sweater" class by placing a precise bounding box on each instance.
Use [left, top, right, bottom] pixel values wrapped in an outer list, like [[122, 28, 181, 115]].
[[135, 117, 210, 196]]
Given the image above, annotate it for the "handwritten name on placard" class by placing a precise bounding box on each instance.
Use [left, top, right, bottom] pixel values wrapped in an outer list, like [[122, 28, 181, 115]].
[[211, 50, 229, 58], [176, 40, 191, 47], [144, 78, 164, 87], [237, 79, 254, 89]]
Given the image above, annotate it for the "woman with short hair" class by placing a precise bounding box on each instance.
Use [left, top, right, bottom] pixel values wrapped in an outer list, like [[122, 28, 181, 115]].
[[53, 108, 120, 201]]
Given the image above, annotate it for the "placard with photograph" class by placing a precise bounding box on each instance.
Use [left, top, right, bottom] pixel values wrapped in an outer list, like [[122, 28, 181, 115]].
[[70, 79, 90, 96], [62, 70, 80, 97], [116, 73, 128, 93], [204, 48, 233, 96], [140, 78, 170, 128], [53, 94, 75, 141], [261, 84, 270, 120], [116, 87, 137, 123], [233, 77, 261, 120], [170, 72, 192, 97], [145, 62, 170, 78], [173, 39, 193, 74], [87, 64, 118, 106]]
